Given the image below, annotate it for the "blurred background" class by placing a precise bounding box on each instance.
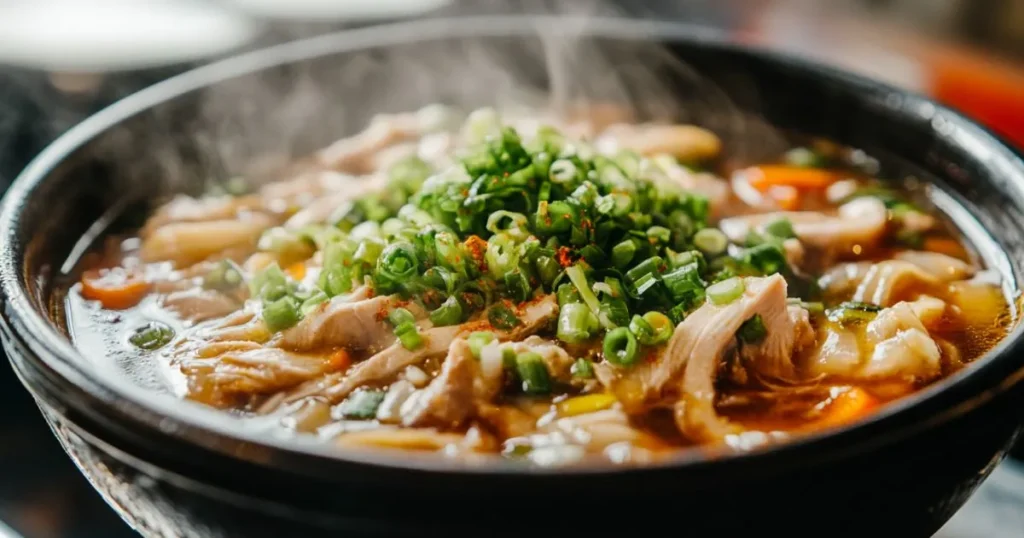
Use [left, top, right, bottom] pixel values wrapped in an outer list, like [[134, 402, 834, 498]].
[[0, 1, 1021, 537]]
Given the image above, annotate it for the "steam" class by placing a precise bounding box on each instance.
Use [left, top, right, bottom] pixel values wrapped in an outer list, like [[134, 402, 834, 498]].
[[68, 1, 790, 199]]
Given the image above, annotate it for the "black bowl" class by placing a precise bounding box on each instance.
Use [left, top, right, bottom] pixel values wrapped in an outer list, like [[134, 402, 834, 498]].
[[2, 16, 1024, 538]]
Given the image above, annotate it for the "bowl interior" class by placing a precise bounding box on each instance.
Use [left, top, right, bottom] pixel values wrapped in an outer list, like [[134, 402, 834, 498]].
[[4, 16, 1024, 474]]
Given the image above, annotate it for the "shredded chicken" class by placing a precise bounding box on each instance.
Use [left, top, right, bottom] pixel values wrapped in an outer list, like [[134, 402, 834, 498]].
[[274, 294, 422, 352], [719, 197, 888, 254]]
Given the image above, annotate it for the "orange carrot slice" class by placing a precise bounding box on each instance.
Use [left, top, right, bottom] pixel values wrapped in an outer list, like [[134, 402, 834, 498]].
[[80, 268, 151, 310], [746, 165, 838, 191]]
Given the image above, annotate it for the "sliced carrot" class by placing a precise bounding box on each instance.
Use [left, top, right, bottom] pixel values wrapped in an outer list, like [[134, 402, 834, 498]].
[[286, 261, 307, 281], [746, 165, 838, 191], [79, 268, 151, 310], [809, 386, 880, 431], [768, 185, 801, 211], [328, 349, 353, 372], [923, 236, 969, 261]]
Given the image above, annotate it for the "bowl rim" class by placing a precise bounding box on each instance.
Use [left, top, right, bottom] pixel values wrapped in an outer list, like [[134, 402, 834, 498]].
[[3, 14, 1024, 478]]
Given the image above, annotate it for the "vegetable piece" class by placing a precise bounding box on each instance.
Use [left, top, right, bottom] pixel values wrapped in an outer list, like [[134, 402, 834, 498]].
[[467, 331, 496, 358], [810, 387, 880, 430], [250, 263, 290, 301], [388, 308, 416, 327], [337, 389, 387, 419], [737, 314, 767, 343], [515, 352, 551, 394], [566, 264, 602, 318], [826, 301, 882, 325], [488, 303, 521, 330], [558, 303, 598, 344], [603, 327, 639, 366], [556, 393, 618, 417], [693, 228, 728, 256], [203, 260, 244, 291], [745, 165, 838, 191], [639, 311, 673, 345], [571, 358, 595, 379], [764, 218, 796, 239], [611, 239, 637, 269], [394, 321, 424, 350], [784, 147, 828, 168], [430, 296, 464, 326], [80, 268, 151, 310], [263, 295, 302, 332], [128, 322, 175, 350], [707, 277, 745, 305]]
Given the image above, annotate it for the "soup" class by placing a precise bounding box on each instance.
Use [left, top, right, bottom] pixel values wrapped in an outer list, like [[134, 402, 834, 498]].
[[64, 105, 1012, 466]]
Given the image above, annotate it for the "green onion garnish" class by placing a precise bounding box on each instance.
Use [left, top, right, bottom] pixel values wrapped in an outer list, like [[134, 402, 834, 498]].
[[693, 228, 729, 256], [603, 327, 639, 367], [707, 277, 745, 305], [737, 314, 767, 343], [515, 352, 551, 394], [128, 322, 175, 350]]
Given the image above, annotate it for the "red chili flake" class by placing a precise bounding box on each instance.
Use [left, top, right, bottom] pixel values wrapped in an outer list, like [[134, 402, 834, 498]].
[[461, 320, 492, 332], [556, 246, 574, 268], [463, 235, 489, 272]]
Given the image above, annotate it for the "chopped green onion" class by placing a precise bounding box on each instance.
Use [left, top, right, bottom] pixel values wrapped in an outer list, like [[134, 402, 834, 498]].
[[375, 242, 419, 291], [557, 282, 581, 306], [625, 256, 663, 283], [263, 295, 302, 332], [784, 147, 827, 168], [571, 358, 595, 379], [128, 322, 175, 350], [515, 352, 551, 394], [486, 211, 529, 238], [488, 303, 521, 330], [394, 321, 424, 350], [693, 228, 729, 256], [388, 307, 416, 327], [300, 289, 329, 316], [603, 327, 639, 367], [633, 273, 659, 295], [535, 256, 560, 288], [707, 277, 745, 305], [467, 331, 496, 358], [611, 240, 638, 269], [430, 296, 464, 326], [827, 301, 882, 325], [662, 262, 704, 302], [764, 218, 796, 239], [737, 314, 767, 343], [628, 314, 653, 342], [787, 298, 825, 315], [566, 263, 602, 318], [639, 311, 673, 345], [549, 159, 578, 183], [599, 298, 630, 328], [646, 225, 672, 245], [250, 263, 290, 301], [203, 259, 244, 291], [337, 389, 386, 419], [558, 303, 598, 344], [596, 193, 633, 216], [741, 243, 789, 275], [258, 226, 316, 266]]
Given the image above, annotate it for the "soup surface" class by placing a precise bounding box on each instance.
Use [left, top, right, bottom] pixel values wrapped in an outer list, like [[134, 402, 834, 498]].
[[65, 105, 1012, 466]]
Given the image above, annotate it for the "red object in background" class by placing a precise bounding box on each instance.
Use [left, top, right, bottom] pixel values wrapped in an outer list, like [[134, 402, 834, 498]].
[[927, 49, 1024, 151]]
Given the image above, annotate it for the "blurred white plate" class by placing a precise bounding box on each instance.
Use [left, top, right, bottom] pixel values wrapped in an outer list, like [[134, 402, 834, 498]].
[[0, 0, 259, 72]]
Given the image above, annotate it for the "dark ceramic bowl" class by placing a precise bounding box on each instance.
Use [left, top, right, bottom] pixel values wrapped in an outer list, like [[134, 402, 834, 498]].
[[2, 16, 1024, 538]]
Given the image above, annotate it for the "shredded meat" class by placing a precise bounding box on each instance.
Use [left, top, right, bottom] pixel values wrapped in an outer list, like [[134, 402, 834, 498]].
[[806, 296, 945, 382]]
